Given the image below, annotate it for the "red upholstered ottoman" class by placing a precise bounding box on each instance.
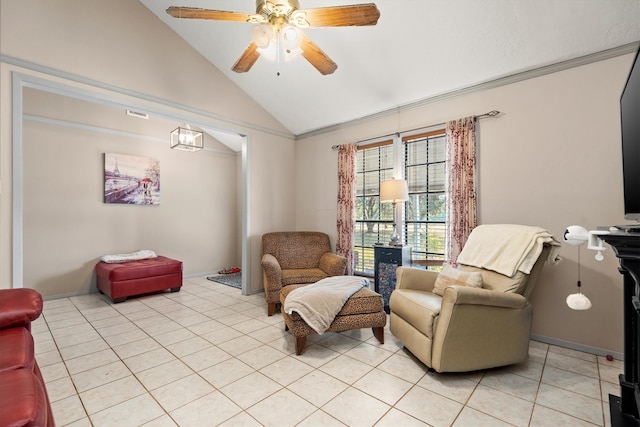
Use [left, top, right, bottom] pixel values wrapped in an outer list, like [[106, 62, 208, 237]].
[[95, 256, 183, 303]]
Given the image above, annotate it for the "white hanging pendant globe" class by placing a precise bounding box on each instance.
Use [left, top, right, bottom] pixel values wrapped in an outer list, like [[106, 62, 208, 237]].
[[566, 292, 592, 310]]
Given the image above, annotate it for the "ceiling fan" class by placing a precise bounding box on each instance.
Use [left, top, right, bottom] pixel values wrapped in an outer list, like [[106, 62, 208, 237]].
[[166, 1, 380, 75]]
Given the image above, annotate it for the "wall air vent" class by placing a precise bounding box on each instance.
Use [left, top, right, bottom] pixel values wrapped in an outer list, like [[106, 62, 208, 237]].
[[126, 110, 149, 120]]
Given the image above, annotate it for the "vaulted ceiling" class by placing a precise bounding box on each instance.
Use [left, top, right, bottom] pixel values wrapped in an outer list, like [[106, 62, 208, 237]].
[[139, 0, 640, 137]]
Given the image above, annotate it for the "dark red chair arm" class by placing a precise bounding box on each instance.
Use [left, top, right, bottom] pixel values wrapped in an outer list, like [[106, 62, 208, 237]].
[[0, 289, 43, 330]]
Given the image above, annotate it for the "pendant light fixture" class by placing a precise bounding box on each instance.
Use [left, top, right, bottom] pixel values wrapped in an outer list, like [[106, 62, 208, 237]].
[[563, 225, 592, 310], [170, 125, 204, 152]]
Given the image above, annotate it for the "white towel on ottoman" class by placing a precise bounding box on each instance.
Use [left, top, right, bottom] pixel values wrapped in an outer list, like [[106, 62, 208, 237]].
[[100, 250, 158, 263], [284, 276, 368, 334]]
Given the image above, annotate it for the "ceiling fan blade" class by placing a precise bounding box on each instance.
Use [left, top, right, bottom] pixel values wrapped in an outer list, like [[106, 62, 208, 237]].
[[298, 4, 380, 27], [232, 43, 261, 73], [300, 34, 337, 75], [166, 7, 252, 22]]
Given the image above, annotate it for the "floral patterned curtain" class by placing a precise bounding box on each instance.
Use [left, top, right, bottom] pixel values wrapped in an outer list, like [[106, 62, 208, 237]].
[[336, 143, 358, 275], [445, 117, 477, 265]]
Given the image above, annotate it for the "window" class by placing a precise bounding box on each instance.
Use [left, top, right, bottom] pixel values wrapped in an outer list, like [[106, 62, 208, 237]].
[[404, 131, 446, 266], [353, 129, 446, 275], [354, 141, 393, 275]]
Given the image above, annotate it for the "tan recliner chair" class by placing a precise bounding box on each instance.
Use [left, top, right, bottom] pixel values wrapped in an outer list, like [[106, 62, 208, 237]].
[[390, 238, 552, 373], [261, 231, 347, 316]]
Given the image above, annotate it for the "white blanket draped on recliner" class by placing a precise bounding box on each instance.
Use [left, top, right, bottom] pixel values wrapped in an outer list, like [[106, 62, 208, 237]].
[[284, 276, 368, 334], [455, 224, 562, 277]]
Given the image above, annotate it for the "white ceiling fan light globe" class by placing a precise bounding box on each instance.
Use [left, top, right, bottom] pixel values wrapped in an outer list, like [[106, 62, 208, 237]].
[[251, 23, 273, 49], [282, 24, 302, 50]]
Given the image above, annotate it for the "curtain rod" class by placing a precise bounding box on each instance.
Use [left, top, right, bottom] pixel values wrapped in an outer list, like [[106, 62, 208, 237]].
[[331, 110, 501, 150]]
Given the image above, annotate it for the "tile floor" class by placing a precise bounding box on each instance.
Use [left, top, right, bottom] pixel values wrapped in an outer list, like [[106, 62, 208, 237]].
[[33, 275, 622, 427]]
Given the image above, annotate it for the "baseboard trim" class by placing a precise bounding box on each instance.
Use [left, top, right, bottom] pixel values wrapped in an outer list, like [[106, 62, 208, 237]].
[[41, 291, 92, 301], [183, 272, 217, 279], [531, 333, 624, 361]]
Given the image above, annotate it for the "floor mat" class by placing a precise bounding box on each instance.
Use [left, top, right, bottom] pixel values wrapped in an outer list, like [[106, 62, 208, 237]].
[[207, 273, 241, 289]]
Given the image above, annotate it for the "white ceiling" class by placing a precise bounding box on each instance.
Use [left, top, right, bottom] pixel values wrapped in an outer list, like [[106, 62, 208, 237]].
[[139, 0, 640, 137]]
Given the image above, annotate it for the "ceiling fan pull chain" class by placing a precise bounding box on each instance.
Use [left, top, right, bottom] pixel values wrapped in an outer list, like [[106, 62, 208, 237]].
[[276, 33, 282, 76]]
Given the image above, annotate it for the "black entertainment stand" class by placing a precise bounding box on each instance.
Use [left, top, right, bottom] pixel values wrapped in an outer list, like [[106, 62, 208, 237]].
[[599, 231, 640, 426]]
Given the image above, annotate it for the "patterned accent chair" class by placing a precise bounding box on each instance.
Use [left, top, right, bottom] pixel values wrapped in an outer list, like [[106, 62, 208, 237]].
[[261, 231, 347, 316]]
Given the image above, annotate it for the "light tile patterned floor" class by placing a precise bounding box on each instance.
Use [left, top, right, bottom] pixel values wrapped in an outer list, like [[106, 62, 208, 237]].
[[32, 276, 622, 426]]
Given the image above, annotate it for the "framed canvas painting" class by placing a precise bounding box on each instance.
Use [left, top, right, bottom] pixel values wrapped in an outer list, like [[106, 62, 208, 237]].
[[104, 153, 160, 205]]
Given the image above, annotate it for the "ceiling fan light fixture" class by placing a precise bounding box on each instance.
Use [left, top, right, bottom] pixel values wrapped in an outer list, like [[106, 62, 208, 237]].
[[289, 10, 309, 28], [282, 24, 302, 49], [166, 1, 379, 75], [256, 0, 299, 18], [284, 46, 303, 61], [257, 43, 277, 61], [251, 23, 273, 48]]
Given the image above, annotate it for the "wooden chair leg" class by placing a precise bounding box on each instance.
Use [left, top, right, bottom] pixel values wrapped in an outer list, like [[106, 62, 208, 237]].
[[295, 336, 307, 355], [267, 303, 276, 316], [373, 327, 384, 344]]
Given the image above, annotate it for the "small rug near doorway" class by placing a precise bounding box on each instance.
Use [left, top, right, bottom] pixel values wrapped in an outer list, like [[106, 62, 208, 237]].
[[207, 273, 241, 289]]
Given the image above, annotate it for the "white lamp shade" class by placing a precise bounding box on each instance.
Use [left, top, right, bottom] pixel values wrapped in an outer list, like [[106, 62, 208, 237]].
[[380, 179, 409, 203]]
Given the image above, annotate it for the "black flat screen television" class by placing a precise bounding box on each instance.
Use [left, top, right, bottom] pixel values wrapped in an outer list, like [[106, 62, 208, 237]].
[[621, 45, 640, 222]]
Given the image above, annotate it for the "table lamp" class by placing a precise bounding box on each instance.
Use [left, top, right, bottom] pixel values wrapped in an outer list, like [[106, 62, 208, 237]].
[[380, 179, 409, 246]]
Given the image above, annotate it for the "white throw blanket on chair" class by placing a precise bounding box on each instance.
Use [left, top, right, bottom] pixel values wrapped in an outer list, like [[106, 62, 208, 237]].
[[455, 224, 562, 277], [284, 276, 368, 334]]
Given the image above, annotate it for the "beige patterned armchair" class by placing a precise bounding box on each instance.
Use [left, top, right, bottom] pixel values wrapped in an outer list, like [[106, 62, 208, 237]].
[[261, 231, 347, 316]]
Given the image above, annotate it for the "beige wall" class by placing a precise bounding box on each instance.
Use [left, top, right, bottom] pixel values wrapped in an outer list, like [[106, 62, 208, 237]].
[[0, 0, 634, 354], [0, 0, 282, 133], [0, 0, 296, 295], [295, 53, 635, 355], [21, 89, 240, 296]]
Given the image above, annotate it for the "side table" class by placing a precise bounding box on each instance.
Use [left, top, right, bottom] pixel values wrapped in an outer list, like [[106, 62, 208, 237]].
[[374, 245, 412, 313]]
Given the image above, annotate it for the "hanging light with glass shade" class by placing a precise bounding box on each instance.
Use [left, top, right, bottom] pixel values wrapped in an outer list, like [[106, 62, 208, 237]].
[[170, 125, 204, 152]]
